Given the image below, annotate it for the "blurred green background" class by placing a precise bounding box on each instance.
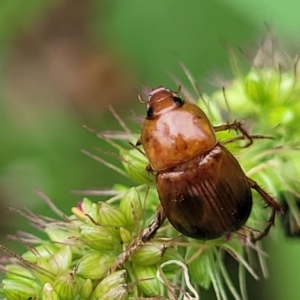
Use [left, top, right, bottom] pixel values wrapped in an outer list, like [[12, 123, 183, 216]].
[[0, 0, 300, 299]]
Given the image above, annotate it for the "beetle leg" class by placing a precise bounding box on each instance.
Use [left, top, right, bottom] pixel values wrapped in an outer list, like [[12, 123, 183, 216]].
[[128, 140, 149, 159], [110, 206, 166, 272], [247, 177, 283, 242], [129, 141, 156, 174], [140, 205, 166, 242], [214, 120, 255, 147], [222, 134, 273, 146], [135, 138, 142, 146]]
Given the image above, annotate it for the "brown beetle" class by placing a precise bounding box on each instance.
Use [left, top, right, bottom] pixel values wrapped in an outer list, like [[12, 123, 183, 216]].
[[138, 86, 282, 241], [111, 86, 282, 271]]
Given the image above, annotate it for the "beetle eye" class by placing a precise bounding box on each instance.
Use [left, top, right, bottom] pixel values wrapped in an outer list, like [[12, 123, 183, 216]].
[[173, 96, 184, 107], [147, 106, 154, 118]]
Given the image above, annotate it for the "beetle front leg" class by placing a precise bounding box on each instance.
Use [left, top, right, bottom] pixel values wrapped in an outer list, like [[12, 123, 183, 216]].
[[110, 205, 166, 272], [213, 120, 258, 147], [135, 138, 142, 146], [247, 177, 283, 242], [221, 134, 273, 146]]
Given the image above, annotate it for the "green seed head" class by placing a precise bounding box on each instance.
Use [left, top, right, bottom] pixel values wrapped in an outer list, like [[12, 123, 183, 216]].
[[159, 247, 184, 273], [2, 278, 40, 300], [76, 252, 114, 280], [130, 242, 167, 266], [98, 202, 127, 237], [1, 40, 300, 300], [92, 269, 126, 299], [79, 278, 93, 299], [42, 283, 59, 300], [22, 245, 59, 263], [34, 257, 55, 283], [100, 284, 128, 300], [119, 187, 143, 231], [6, 264, 36, 280], [53, 272, 78, 300], [79, 223, 122, 253], [133, 264, 163, 297], [188, 247, 214, 289], [48, 245, 72, 275]]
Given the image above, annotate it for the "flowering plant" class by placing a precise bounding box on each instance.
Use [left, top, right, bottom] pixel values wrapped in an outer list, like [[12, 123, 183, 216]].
[[1, 40, 300, 300]]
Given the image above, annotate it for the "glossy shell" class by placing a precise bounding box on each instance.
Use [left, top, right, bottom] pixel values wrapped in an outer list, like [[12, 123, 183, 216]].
[[141, 88, 216, 171], [140, 87, 252, 240], [156, 144, 252, 239]]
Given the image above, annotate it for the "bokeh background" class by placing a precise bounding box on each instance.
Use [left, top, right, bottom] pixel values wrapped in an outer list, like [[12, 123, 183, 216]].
[[0, 0, 299, 299]]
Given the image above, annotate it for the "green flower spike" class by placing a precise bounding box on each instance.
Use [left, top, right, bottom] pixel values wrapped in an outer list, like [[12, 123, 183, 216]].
[[1, 38, 300, 300]]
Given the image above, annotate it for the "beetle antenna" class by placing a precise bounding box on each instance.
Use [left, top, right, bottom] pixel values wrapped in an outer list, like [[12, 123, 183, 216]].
[[138, 94, 147, 104], [173, 85, 182, 94]]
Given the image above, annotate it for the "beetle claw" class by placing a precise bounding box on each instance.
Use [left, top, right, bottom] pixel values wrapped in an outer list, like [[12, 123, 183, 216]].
[[247, 177, 282, 242]]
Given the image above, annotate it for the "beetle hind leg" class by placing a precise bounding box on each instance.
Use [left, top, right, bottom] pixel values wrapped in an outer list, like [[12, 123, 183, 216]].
[[247, 177, 283, 242], [110, 205, 166, 272]]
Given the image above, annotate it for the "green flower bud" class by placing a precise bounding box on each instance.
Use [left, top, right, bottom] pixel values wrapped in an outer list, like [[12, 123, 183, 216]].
[[76, 252, 114, 280], [269, 105, 295, 127], [80, 198, 93, 214], [133, 264, 162, 297], [120, 227, 132, 244], [79, 224, 122, 253], [159, 247, 184, 273], [53, 272, 78, 300], [42, 283, 59, 300], [98, 203, 126, 237], [188, 247, 214, 289], [2, 278, 40, 300], [131, 243, 166, 266], [86, 203, 99, 221], [100, 284, 128, 300], [121, 148, 153, 184], [92, 269, 126, 299], [119, 187, 143, 230], [244, 70, 266, 104], [44, 227, 74, 244], [22, 245, 59, 263], [79, 278, 93, 299], [49, 246, 72, 274], [34, 257, 55, 283], [72, 198, 97, 221], [6, 264, 35, 280]]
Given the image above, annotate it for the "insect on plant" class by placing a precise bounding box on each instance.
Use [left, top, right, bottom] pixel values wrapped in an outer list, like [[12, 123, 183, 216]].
[[111, 86, 283, 271]]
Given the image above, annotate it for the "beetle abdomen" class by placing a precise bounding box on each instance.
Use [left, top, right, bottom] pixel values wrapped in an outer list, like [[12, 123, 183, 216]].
[[156, 144, 252, 240]]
